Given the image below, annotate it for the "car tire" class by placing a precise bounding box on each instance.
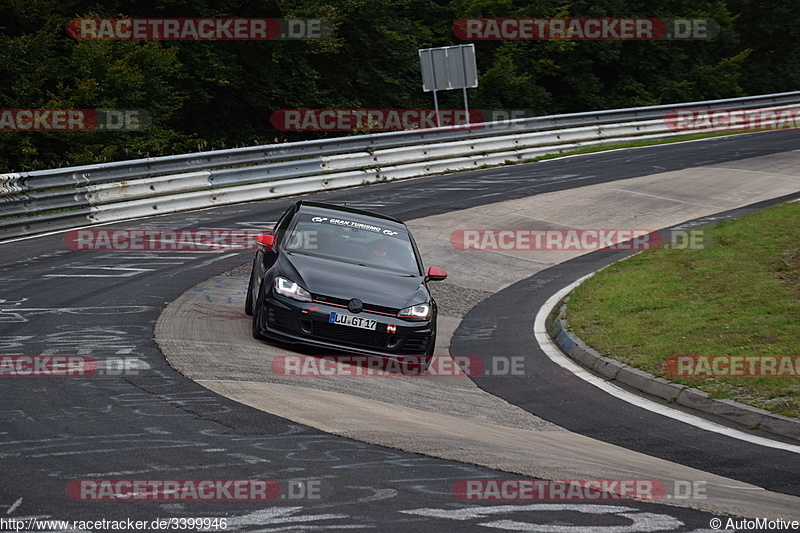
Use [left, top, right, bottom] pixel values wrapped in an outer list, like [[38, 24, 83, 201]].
[[244, 260, 257, 316], [252, 280, 266, 340]]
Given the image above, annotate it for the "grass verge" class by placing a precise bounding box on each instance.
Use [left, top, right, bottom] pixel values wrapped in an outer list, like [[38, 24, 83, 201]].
[[567, 200, 800, 419]]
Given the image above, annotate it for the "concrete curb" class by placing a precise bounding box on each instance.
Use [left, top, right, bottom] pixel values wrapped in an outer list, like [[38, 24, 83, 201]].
[[546, 298, 800, 444]]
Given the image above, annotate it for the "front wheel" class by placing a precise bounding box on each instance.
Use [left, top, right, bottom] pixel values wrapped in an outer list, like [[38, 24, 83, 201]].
[[252, 280, 266, 340], [244, 263, 257, 316]]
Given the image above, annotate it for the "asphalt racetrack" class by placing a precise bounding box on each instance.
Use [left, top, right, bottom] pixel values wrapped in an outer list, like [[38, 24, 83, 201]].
[[2, 130, 800, 531]]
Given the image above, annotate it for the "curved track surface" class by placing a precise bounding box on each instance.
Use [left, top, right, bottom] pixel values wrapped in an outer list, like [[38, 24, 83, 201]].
[[2, 131, 800, 531]]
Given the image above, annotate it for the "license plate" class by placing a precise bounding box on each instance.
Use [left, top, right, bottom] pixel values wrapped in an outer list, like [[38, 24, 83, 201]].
[[329, 312, 377, 330]]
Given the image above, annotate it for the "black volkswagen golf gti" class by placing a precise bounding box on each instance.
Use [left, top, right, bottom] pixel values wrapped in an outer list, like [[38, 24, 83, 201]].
[[245, 201, 447, 367]]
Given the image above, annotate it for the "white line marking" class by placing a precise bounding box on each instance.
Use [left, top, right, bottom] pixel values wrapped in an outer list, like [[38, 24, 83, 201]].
[[534, 275, 800, 454], [704, 167, 800, 179], [187, 252, 240, 270], [598, 187, 728, 209], [45, 266, 155, 278], [7, 498, 22, 514], [477, 210, 578, 227]]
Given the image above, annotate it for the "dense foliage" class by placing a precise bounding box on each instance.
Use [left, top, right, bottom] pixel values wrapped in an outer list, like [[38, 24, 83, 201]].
[[0, 0, 797, 172]]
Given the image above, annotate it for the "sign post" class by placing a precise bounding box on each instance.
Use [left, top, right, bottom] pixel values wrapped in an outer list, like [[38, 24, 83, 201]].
[[419, 44, 478, 127]]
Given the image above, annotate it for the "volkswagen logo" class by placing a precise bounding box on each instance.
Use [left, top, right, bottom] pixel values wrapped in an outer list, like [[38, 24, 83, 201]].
[[348, 298, 363, 313]]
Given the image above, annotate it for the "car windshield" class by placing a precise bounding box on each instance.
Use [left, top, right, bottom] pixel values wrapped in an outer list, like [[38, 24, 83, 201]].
[[284, 212, 419, 275]]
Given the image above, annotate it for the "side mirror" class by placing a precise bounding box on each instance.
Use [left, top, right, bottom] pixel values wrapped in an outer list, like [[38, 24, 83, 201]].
[[254, 234, 275, 249], [426, 266, 447, 281]]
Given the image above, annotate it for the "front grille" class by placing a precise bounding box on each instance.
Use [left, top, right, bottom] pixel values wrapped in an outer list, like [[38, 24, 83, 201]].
[[312, 294, 400, 316], [310, 321, 392, 348], [267, 304, 432, 353]]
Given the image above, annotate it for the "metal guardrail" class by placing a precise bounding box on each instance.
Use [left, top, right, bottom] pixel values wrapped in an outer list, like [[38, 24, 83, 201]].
[[2, 91, 800, 240]]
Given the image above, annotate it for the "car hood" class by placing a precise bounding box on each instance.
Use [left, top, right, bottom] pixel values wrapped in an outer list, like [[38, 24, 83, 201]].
[[279, 252, 428, 309]]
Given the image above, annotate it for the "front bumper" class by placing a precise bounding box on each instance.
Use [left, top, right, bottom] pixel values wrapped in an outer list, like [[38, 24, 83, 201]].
[[256, 295, 435, 358]]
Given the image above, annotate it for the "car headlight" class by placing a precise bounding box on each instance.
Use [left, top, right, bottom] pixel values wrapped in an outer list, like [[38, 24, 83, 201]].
[[274, 276, 312, 301], [398, 303, 431, 321]]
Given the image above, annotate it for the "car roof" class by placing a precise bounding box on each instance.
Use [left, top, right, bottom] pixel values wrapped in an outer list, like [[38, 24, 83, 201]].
[[294, 201, 407, 228]]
